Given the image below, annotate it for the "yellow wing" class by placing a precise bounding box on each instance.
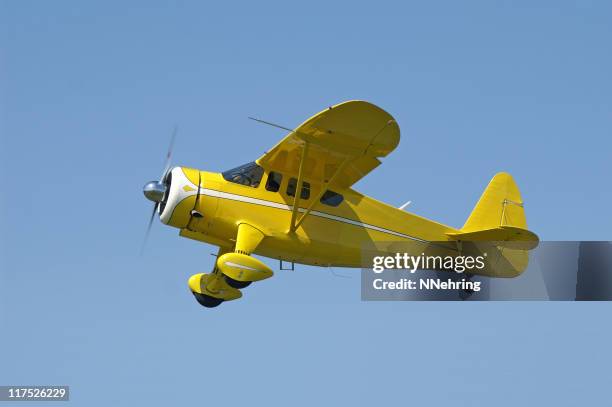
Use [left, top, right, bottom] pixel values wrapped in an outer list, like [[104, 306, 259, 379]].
[[256, 100, 400, 189]]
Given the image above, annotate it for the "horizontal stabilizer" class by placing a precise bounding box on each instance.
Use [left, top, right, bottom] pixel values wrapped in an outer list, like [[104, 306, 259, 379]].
[[447, 226, 539, 250]]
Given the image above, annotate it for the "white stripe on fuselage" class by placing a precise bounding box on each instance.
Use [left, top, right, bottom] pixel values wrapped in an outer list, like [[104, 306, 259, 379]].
[[199, 188, 430, 244]]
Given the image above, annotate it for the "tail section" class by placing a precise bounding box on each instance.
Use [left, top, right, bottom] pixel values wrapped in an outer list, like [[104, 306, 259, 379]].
[[445, 172, 538, 278], [447, 172, 538, 250], [463, 172, 528, 232]]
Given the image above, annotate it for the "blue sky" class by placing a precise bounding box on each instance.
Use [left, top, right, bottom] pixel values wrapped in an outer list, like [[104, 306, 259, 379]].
[[1, 1, 611, 405]]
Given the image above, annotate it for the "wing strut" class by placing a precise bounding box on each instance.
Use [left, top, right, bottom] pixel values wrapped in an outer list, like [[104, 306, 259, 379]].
[[288, 142, 310, 232], [292, 157, 349, 231]]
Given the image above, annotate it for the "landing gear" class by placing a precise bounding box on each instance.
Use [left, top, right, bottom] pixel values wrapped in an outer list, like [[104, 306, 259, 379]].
[[187, 227, 268, 309], [192, 291, 224, 308], [459, 287, 475, 301], [459, 274, 476, 301], [224, 275, 252, 289]]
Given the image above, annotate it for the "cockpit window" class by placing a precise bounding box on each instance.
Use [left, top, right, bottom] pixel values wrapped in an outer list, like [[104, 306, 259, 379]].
[[320, 190, 343, 207], [287, 178, 310, 200], [265, 172, 283, 192], [222, 162, 264, 188]]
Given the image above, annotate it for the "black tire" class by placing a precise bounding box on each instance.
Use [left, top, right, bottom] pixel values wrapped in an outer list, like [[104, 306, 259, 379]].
[[192, 292, 223, 308], [224, 275, 252, 289]]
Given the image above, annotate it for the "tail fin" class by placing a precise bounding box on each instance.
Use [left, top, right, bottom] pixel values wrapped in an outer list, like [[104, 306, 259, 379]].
[[447, 173, 538, 249], [464, 172, 528, 232]]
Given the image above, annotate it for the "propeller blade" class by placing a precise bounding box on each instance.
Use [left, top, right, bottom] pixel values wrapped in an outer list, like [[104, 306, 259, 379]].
[[160, 125, 178, 182], [140, 202, 159, 255], [142, 126, 178, 254]]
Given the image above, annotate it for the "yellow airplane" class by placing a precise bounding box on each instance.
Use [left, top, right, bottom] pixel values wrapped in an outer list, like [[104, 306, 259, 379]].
[[142, 100, 538, 308]]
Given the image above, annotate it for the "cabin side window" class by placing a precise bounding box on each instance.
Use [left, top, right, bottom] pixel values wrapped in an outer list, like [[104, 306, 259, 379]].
[[222, 162, 264, 188], [320, 190, 344, 207], [265, 171, 283, 192], [287, 178, 310, 200]]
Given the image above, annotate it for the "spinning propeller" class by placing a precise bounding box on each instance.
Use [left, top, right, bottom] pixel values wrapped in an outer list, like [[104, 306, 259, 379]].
[[141, 126, 177, 253]]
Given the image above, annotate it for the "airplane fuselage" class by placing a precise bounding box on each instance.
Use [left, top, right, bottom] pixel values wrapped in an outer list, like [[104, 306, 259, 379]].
[[161, 166, 460, 268]]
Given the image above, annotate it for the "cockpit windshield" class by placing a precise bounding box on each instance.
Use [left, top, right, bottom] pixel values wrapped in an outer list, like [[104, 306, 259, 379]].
[[222, 162, 264, 188]]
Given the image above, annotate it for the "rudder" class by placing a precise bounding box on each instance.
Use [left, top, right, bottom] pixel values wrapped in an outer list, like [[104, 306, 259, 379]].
[[446, 173, 539, 278], [463, 172, 528, 232], [446, 172, 538, 251]]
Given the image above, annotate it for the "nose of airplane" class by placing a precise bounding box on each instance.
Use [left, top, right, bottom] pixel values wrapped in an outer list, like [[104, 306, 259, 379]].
[[143, 181, 167, 202]]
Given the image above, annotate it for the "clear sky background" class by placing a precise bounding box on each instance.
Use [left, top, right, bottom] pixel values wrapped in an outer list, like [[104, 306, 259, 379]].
[[1, 1, 611, 405]]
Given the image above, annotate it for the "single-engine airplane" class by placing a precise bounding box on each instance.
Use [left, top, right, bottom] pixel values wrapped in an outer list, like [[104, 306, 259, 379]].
[[142, 101, 538, 308]]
